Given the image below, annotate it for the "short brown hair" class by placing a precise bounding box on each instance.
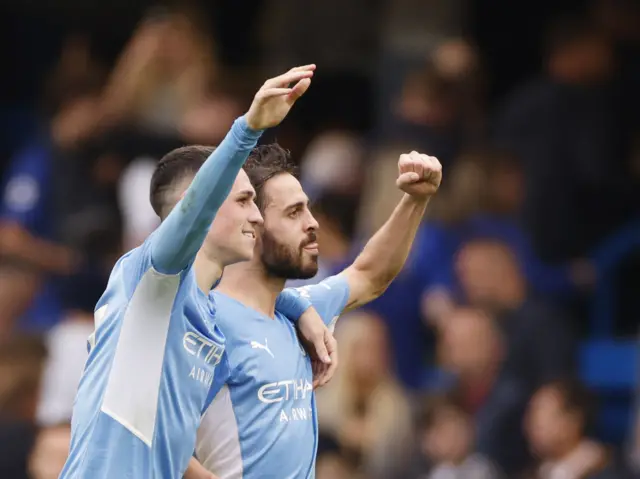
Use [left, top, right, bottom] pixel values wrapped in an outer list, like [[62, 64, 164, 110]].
[[243, 144, 298, 210], [149, 146, 215, 219]]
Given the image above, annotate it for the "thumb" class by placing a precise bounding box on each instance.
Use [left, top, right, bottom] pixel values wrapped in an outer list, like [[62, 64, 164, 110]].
[[396, 172, 420, 187]]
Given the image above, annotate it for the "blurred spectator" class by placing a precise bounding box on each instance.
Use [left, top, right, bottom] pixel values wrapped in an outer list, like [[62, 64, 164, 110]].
[[0, 336, 47, 420], [352, 148, 434, 390], [117, 157, 159, 250], [389, 39, 484, 165], [420, 150, 592, 328], [316, 311, 414, 479], [456, 239, 577, 474], [0, 39, 106, 335], [630, 420, 640, 476], [524, 379, 625, 479], [0, 336, 47, 478], [36, 254, 111, 427], [437, 308, 504, 415], [299, 131, 364, 202], [413, 395, 504, 479], [494, 14, 638, 263], [316, 434, 353, 479], [35, 314, 93, 428], [629, 364, 640, 475], [381, 0, 464, 53], [98, 5, 241, 144], [28, 424, 71, 479], [591, 0, 640, 126], [260, 0, 380, 133]]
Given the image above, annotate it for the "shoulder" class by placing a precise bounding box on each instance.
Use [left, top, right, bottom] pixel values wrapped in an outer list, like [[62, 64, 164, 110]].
[[114, 239, 188, 298]]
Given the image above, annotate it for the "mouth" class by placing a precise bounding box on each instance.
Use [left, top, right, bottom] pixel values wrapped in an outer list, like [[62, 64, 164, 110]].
[[303, 242, 319, 254], [242, 231, 255, 240]]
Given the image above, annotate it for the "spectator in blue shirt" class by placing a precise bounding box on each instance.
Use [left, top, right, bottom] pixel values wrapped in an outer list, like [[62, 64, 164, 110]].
[[0, 71, 103, 335]]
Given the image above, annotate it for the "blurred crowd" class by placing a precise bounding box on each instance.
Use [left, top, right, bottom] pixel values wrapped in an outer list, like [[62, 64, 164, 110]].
[[1, 0, 639, 478]]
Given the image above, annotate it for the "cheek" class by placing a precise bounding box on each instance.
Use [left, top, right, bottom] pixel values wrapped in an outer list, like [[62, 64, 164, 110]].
[[208, 213, 238, 239], [265, 223, 297, 247], [221, 204, 246, 227]]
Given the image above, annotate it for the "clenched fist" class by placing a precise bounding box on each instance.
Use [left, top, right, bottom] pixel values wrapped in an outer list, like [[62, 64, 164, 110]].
[[396, 151, 442, 198]]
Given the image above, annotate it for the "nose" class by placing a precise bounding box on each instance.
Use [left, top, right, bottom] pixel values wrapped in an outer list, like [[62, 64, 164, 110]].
[[304, 210, 319, 232], [249, 202, 264, 226]]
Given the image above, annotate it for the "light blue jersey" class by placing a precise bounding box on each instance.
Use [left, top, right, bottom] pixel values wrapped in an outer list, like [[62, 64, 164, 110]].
[[61, 241, 230, 478], [60, 117, 262, 479], [195, 274, 350, 479]]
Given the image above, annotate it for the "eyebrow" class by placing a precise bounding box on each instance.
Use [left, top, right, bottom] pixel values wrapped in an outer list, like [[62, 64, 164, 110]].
[[236, 189, 256, 199], [284, 200, 308, 213]]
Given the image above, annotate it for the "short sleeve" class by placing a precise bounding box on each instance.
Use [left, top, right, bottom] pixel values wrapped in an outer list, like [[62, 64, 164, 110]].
[[275, 289, 313, 323], [292, 274, 351, 330]]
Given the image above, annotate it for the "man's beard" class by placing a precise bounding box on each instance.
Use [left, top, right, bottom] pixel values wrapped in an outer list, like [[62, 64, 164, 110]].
[[260, 229, 319, 280]]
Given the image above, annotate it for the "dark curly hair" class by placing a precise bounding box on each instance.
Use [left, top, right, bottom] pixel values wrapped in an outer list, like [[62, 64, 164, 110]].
[[243, 143, 299, 210]]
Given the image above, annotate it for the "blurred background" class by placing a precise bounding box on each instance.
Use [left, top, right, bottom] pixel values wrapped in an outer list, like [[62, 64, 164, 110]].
[[0, 0, 639, 478]]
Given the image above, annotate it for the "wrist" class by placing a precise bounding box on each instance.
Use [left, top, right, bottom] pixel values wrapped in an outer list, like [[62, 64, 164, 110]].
[[401, 193, 431, 209], [240, 114, 263, 134]]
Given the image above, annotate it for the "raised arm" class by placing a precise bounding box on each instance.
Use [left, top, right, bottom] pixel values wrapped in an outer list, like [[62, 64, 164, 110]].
[[149, 117, 261, 274], [293, 152, 441, 388], [149, 65, 316, 275], [340, 151, 442, 312]]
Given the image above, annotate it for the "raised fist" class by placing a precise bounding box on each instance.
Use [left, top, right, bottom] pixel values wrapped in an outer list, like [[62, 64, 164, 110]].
[[396, 151, 442, 198]]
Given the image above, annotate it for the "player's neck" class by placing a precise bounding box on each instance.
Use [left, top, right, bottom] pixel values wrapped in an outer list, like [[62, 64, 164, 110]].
[[194, 251, 224, 295], [216, 262, 286, 318]]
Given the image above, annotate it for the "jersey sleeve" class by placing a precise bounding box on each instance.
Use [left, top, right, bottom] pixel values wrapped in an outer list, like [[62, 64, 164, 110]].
[[275, 289, 313, 323], [120, 237, 157, 282], [290, 274, 351, 330]]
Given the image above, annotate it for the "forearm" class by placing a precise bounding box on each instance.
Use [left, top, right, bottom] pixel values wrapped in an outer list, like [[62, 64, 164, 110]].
[[150, 116, 262, 274], [0, 223, 76, 273], [344, 194, 429, 310]]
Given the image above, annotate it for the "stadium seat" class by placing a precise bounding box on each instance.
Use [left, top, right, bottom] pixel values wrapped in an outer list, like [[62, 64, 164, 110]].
[[580, 339, 637, 444]]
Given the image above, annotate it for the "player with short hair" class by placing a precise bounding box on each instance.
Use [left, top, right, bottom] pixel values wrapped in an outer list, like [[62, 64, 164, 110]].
[[60, 65, 320, 479], [187, 145, 442, 479]]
